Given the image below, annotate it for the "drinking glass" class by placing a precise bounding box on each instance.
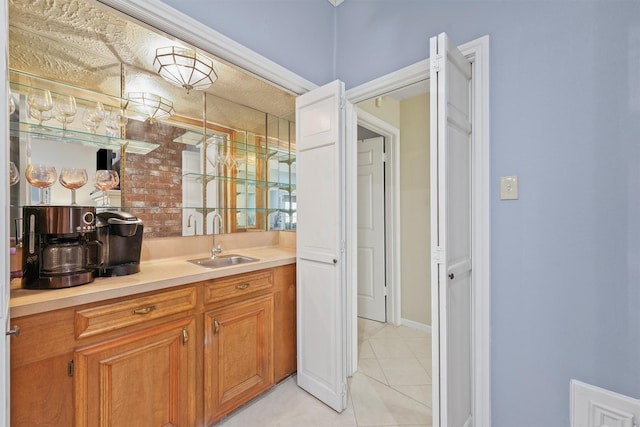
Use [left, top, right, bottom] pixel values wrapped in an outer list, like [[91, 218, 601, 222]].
[[94, 169, 119, 206], [25, 164, 57, 205], [27, 89, 53, 126], [9, 161, 19, 186], [104, 108, 128, 137], [82, 102, 105, 133], [54, 94, 77, 130], [59, 167, 88, 205]]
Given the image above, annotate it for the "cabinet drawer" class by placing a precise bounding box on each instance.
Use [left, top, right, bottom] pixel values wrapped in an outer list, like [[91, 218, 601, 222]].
[[204, 270, 274, 305], [74, 287, 197, 339]]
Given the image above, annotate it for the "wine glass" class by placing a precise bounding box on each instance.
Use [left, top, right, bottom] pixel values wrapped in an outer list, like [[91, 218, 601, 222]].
[[27, 89, 53, 126], [59, 167, 88, 205], [54, 94, 77, 131], [25, 164, 57, 205], [94, 169, 119, 206], [9, 161, 19, 186], [104, 108, 128, 137], [82, 102, 105, 133]]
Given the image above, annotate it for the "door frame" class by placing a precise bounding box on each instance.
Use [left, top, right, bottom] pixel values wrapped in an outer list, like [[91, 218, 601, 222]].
[[346, 35, 491, 426]]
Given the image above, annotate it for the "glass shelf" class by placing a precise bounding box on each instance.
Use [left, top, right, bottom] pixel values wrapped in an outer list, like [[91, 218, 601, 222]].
[[10, 121, 159, 155], [182, 172, 290, 189]]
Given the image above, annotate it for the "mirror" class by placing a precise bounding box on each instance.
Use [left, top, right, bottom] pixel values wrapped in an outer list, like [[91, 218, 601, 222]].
[[8, 0, 297, 239]]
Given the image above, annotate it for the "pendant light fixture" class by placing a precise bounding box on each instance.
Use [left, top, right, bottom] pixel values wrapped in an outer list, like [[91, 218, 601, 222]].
[[153, 46, 218, 94], [126, 92, 175, 123]]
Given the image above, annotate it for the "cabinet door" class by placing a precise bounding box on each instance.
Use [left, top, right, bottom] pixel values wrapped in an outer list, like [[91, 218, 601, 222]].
[[204, 295, 274, 424], [74, 316, 196, 427]]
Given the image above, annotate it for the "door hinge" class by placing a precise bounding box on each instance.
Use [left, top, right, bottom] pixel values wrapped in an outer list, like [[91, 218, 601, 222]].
[[68, 360, 74, 377], [431, 54, 444, 73], [433, 247, 444, 264], [382, 152, 388, 163], [384, 286, 388, 296]]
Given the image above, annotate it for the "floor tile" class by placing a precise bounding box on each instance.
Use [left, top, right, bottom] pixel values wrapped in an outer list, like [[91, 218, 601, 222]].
[[369, 338, 414, 359], [378, 358, 430, 386], [405, 338, 431, 358], [349, 372, 432, 426], [357, 357, 388, 385], [392, 385, 433, 408], [359, 340, 376, 359]]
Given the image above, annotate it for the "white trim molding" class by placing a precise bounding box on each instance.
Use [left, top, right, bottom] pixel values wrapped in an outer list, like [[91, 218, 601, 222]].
[[346, 34, 491, 427], [328, 0, 345, 6], [401, 318, 432, 334], [96, 0, 318, 95]]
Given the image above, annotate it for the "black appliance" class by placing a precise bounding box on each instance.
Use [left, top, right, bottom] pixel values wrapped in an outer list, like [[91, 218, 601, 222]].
[[95, 211, 143, 277], [22, 206, 102, 289]]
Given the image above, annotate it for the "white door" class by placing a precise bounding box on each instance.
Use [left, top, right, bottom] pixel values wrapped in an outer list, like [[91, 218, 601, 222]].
[[296, 80, 348, 412], [430, 33, 473, 427], [357, 136, 386, 322], [1, 0, 11, 423]]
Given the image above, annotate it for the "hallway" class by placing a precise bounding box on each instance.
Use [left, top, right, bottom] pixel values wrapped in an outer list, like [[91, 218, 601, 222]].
[[216, 318, 432, 426]]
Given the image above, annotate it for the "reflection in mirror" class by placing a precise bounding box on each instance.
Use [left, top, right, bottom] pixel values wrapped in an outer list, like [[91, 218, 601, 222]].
[[8, 0, 296, 239]]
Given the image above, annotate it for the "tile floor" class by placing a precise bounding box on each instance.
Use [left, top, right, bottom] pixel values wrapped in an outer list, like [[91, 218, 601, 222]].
[[216, 318, 432, 427]]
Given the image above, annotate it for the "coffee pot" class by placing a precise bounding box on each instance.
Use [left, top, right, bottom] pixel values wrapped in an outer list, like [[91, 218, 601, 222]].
[[22, 205, 102, 289]]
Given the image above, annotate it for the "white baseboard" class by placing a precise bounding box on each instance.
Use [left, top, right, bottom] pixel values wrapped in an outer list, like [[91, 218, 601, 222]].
[[571, 379, 640, 427], [400, 318, 432, 333]]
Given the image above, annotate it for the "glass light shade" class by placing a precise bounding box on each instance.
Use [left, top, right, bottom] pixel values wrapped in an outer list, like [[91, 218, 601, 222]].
[[126, 92, 175, 122], [153, 46, 218, 93]]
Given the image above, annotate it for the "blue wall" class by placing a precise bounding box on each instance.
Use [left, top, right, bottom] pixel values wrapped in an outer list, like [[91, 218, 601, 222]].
[[160, 1, 640, 426]]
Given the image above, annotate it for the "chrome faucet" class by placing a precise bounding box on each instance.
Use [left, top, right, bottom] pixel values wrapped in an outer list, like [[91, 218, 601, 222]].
[[211, 212, 223, 258]]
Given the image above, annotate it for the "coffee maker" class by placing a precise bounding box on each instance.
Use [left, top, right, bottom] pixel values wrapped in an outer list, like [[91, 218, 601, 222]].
[[22, 206, 102, 289], [95, 211, 143, 277]]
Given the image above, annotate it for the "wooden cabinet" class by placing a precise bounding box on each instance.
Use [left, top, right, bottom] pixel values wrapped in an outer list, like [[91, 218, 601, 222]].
[[204, 295, 274, 424], [10, 264, 296, 427], [74, 316, 196, 427]]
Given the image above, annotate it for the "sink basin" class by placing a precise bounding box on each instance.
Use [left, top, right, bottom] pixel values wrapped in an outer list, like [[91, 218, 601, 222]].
[[188, 254, 259, 269]]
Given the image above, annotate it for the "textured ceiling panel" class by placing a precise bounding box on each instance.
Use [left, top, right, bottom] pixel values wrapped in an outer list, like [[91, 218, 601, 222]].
[[8, 0, 295, 129]]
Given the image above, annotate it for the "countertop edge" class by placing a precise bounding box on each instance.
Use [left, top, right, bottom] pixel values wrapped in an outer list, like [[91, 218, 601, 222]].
[[10, 247, 296, 318]]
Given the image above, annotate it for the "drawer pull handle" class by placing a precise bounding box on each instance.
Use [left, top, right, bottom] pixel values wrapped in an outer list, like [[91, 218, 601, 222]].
[[214, 319, 220, 336], [133, 305, 156, 315], [182, 327, 189, 346], [236, 283, 250, 290]]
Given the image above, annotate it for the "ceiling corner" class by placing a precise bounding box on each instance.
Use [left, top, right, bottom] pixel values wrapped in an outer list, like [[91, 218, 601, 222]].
[[327, 0, 345, 7]]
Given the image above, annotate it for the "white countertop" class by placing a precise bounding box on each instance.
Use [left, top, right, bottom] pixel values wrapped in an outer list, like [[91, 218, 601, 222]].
[[10, 246, 296, 318]]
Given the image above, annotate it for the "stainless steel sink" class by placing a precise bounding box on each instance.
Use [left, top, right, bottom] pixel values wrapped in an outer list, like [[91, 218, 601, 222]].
[[188, 254, 259, 269]]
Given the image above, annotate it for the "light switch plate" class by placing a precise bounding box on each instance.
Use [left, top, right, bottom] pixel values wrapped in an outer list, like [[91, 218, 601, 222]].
[[500, 176, 519, 200]]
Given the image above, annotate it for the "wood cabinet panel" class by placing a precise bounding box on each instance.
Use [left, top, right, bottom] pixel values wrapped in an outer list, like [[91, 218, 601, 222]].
[[75, 286, 197, 339], [10, 353, 74, 427], [274, 264, 297, 382], [204, 295, 274, 424], [74, 316, 197, 427], [203, 270, 273, 305]]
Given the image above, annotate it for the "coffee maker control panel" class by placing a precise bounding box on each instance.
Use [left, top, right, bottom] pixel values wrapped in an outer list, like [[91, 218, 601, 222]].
[[77, 211, 96, 233]]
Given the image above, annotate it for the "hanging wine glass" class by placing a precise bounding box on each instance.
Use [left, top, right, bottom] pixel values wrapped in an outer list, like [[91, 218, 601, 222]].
[[82, 102, 105, 133], [27, 89, 53, 126], [94, 169, 119, 206], [59, 167, 88, 205], [9, 161, 19, 186], [54, 94, 77, 131], [25, 164, 57, 205]]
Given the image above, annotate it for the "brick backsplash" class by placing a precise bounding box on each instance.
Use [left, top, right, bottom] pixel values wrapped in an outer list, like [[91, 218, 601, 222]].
[[124, 119, 188, 238]]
